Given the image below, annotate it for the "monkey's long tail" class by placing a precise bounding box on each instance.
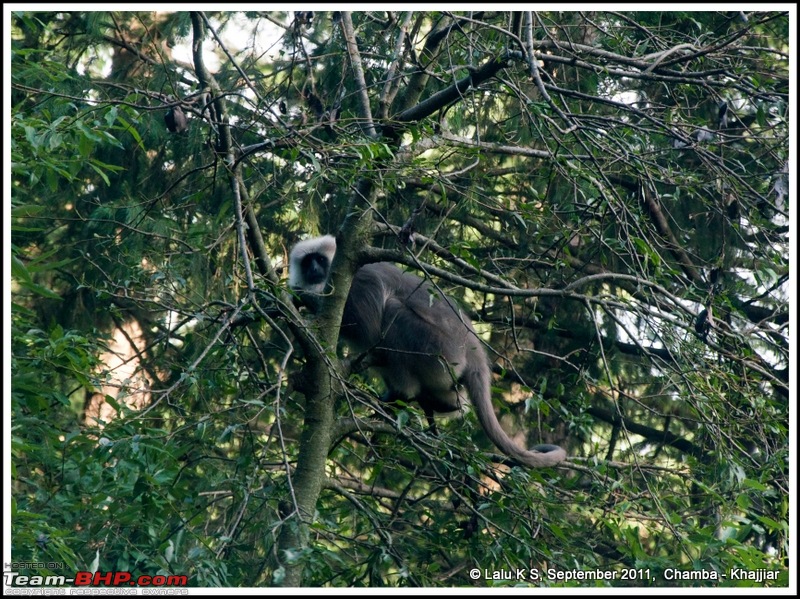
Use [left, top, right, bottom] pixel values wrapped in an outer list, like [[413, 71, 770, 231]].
[[463, 365, 567, 468]]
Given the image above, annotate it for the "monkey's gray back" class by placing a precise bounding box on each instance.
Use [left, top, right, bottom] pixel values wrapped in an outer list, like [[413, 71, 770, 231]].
[[342, 263, 489, 413]]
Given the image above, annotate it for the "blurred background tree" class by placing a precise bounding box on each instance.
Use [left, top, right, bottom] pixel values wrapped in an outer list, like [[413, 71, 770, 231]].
[[10, 10, 790, 588]]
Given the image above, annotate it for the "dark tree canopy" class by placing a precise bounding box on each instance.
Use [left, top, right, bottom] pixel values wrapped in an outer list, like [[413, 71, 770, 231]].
[[9, 10, 791, 589]]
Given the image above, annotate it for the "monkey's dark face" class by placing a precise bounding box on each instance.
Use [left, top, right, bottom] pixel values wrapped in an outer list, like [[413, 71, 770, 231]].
[[301, 253, 330, 287]]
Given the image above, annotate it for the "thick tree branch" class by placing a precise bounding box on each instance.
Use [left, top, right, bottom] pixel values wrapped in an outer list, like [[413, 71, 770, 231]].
[[340, 12, 377, 139], [389, 52, 521, 132], [586, 405, 702, 458]]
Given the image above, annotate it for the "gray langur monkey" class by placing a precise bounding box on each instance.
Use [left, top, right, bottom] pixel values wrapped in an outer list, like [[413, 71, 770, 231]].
[[164, 105, 188, 133], [289, 235, 567, 469]]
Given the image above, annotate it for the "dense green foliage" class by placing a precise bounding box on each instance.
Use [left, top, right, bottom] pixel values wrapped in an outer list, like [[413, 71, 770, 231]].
[[10, 10, 790, 588]]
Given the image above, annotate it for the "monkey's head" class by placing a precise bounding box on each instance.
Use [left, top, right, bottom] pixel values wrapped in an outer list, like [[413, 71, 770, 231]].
[[289, 235, 336, 294]]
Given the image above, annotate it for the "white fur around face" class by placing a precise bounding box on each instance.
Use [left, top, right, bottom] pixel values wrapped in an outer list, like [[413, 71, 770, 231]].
[[288, 235, 337, 291]]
